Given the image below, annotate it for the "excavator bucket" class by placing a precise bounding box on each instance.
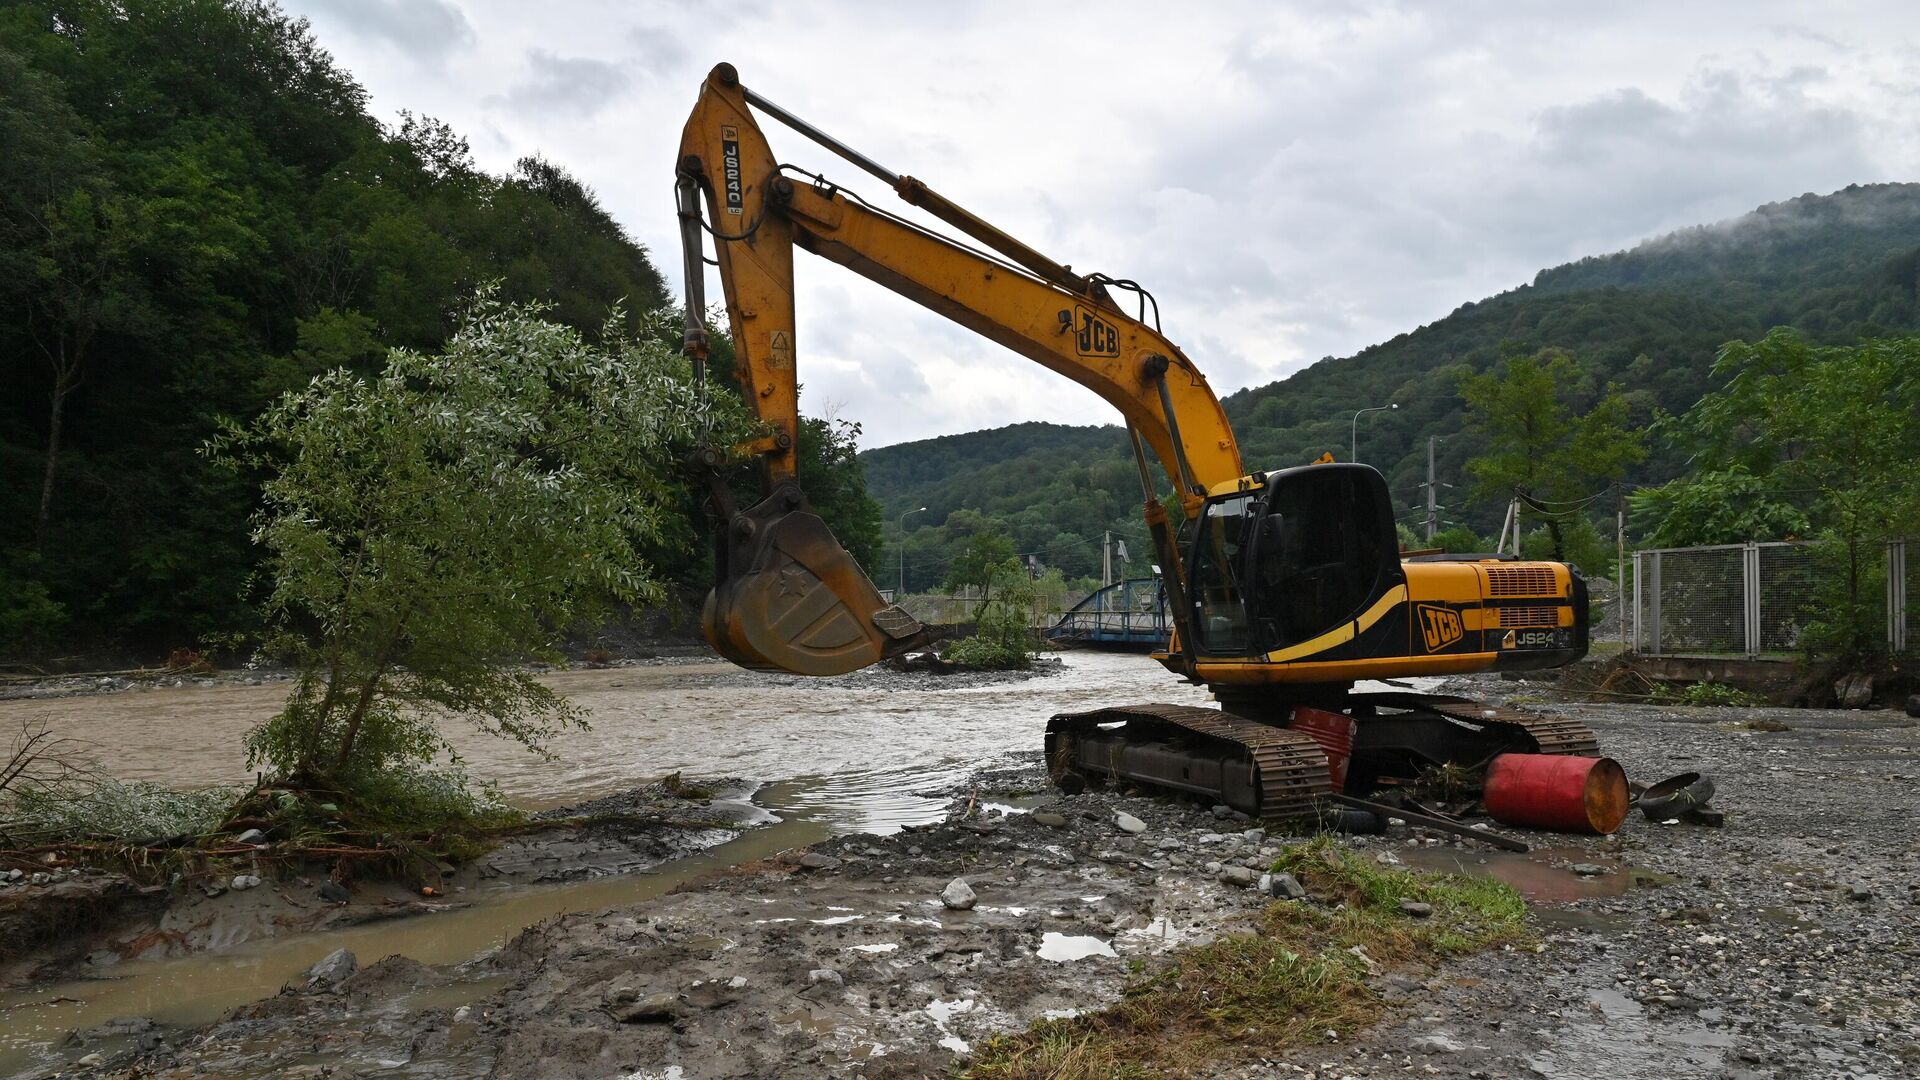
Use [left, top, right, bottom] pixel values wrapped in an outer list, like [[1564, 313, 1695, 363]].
[[704, 485, 936, 675]]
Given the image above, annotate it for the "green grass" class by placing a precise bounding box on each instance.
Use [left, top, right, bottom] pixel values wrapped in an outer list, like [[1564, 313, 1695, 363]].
[[964, 836, 1528, 1079]]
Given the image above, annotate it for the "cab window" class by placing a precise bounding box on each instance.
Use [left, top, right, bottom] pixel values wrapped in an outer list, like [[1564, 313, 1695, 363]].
[[1248, 470, 1394, 651], [1188, 494, 1252, 654]]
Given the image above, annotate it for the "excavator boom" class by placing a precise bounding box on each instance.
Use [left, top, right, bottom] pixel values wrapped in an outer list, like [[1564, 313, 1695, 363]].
[[674, 62, 1600, 819], [677, 62, 1233, 674]]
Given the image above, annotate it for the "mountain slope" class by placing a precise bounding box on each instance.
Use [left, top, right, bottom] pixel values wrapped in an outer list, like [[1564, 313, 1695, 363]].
[[863, 183, 1920, 561]]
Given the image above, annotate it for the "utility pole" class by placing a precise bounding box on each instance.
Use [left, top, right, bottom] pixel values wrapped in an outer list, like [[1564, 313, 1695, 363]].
[[1102, 530, 1113, 588], [1422, 435, 1442, 543], [1616, 486, 1628, 648]]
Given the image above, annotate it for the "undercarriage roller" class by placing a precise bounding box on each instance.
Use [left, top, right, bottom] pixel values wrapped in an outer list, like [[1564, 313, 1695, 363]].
[[1046, 704, 1331, 821]]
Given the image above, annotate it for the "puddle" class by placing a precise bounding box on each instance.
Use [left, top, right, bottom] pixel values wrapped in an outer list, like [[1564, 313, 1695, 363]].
[[775, 1008, 839, 1037], [1037, 933, 1117, 962], [1527, 985, 1739, 1078], [926, 998, 974, 1053], [848, 943, 899, 954], [1398, 846, 1671, 904], [1122, 915, 1196, 946]]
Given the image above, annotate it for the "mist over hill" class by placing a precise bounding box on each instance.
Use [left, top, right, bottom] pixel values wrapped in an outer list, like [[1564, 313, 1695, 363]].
[[862, 182, 1920, 578]]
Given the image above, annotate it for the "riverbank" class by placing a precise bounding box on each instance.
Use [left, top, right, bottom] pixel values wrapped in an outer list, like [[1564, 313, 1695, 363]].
[[5, 658, 1916, 1077]]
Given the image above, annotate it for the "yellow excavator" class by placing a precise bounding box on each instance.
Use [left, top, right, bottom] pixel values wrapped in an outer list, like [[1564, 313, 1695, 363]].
[[675, 63, 1598, 819]]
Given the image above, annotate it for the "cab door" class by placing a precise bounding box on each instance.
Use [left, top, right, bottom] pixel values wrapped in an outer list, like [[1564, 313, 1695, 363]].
[[1243, 465, 1402, 655]]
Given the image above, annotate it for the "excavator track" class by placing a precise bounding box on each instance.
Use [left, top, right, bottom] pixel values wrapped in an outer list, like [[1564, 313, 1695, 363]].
[[1046, 704, 1332, 821], [1357, 692, 1601, 758]]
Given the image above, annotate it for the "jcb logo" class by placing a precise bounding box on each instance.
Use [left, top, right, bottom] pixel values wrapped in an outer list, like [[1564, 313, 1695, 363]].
[[1418, 604, 1464, 652], [1074, 306, 1120, 358]]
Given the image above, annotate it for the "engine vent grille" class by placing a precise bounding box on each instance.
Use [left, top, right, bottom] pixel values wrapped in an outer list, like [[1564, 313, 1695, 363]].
[[1494, 606, 1559, 628], [1486, 565, 1558, 597]]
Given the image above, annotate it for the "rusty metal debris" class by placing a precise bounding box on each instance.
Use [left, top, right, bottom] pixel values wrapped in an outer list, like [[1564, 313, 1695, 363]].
[[1635, 771, 1720, 825]]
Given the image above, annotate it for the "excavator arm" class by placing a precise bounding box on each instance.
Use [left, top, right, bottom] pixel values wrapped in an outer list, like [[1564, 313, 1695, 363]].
[[678, 62, 1241, 675]]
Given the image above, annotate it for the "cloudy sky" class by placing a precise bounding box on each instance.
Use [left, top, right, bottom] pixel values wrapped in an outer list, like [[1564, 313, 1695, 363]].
[[285, 0, 1920, 448]]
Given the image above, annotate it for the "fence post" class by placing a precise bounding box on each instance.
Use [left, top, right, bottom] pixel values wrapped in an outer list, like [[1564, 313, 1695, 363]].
[[1890, 540, 1908, 655], [1641, 551, 1663, 655], [1743, 542, 1761, 660]]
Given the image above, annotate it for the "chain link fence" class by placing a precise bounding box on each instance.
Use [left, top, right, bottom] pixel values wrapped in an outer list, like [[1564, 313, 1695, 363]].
[[1634, 540, 1911, 658]]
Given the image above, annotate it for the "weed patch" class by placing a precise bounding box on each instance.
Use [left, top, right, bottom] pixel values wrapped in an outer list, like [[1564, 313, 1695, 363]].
[[965, 837, 1527, 1079]]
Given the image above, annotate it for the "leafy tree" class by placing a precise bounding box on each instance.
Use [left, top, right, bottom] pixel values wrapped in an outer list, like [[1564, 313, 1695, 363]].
[[206, 295, 744, 795], [1655, 330, 1920, 659], [1629, 465, 1810, 548], [944, 532, 1019, 607], [1457, 348, 1644, 560], [945, 571, 1039, 670], [1429, 524, 1490, 554]]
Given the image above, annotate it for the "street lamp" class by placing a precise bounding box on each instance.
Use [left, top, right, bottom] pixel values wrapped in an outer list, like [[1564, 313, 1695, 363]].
[[898, 506, 927, 598], [1349, 402, 1397, 462]]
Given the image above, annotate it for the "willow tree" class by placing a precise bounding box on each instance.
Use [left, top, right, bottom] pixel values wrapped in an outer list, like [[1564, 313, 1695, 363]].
[[209, 293, 746, 804]]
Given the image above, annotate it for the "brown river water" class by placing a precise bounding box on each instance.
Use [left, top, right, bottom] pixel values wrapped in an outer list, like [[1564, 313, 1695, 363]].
[[0, 652, 1239, 1072], [0, 654, 1215, 826]]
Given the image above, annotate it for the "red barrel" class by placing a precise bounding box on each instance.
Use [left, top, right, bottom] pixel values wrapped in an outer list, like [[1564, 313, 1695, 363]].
[[1484, 754, 1630, 834]]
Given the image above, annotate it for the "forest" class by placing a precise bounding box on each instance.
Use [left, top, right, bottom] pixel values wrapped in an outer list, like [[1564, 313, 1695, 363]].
[[863, 182, 1920, 588], [7, 0, 1917, 658], [0, 0, 880, 660]]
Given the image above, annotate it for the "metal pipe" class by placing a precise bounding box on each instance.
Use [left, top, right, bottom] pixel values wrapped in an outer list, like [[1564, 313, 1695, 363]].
[[1150, 362, 1201, 498], [742, 87, 899, 187], [675, 173, 711, 374], [742, 85, 1088, 295]]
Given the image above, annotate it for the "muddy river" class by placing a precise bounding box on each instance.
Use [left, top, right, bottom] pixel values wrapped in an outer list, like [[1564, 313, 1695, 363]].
[[0, 653, 1213, 828]]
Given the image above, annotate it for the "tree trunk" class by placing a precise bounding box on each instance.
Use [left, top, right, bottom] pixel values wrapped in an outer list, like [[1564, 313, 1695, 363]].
[[1545, 514, 1566, 562], [34, 374, 73, 556]]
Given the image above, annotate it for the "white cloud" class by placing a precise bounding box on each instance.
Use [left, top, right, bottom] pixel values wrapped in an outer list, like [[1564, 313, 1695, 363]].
[[299, 0, 474, 64], [282, 0, 1920, 447]]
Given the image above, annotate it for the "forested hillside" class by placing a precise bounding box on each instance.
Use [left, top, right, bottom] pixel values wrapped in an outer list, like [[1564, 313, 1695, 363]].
[[0, 1, 671, 656], [863, 183, 1920, 579], [862, 423, 1149, 592]]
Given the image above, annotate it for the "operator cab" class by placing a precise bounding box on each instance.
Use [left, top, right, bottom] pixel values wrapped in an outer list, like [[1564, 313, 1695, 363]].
[[1185, 464, 1403, 657]]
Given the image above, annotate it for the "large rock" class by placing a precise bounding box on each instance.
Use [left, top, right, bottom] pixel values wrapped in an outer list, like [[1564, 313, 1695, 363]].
[[1219, 866, 1257, 887], [1905, 693, 1920, 719], [305, 948, 357, 987], [797, 852, 842, 871], [1835, 672, 1874, 708], [1268, 872, 1308, 900], [941, 878, 978, 911], [1114, 812, 1147, 834]]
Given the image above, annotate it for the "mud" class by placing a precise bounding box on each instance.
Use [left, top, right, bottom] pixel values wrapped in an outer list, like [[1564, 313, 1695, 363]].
[[6, 658, 1919, 1078]]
